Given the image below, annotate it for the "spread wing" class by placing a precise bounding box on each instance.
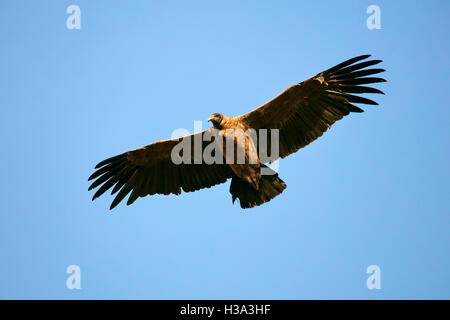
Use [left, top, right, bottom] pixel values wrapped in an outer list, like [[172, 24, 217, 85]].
[[241, 55, 386, 160], [88, 129, 232, 209]]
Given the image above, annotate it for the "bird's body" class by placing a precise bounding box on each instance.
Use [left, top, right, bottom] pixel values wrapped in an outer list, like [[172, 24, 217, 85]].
[[215, 116, 261, 190], [89, 55, 386, 210]]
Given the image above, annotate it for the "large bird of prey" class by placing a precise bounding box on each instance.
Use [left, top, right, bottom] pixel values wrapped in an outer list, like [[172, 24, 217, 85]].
[[89, 55, 385, 209]]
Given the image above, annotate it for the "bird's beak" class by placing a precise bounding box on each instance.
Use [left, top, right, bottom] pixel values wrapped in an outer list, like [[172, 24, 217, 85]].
[[207, 116, 213, 122]]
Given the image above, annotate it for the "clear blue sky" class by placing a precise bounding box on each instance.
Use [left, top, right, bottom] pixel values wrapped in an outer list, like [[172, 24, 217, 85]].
[[0, 1, 449, 299]]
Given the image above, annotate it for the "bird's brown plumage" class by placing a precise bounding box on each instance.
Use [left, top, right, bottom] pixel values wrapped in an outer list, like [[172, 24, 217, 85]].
[[89, 55, 386, 210]]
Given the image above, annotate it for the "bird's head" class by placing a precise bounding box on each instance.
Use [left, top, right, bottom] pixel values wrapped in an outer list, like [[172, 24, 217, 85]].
[[208, 113, 224, 129]]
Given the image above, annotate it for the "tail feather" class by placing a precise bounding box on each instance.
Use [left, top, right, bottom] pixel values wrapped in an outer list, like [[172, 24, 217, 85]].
[[230, 166, 286, 209]]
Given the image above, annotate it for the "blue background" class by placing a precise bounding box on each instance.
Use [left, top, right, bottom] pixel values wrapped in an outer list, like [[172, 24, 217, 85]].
[[1, 1, 449, 299]]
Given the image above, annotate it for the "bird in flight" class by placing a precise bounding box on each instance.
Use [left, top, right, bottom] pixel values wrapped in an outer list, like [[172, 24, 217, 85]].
[[89, 55, 386, 210]]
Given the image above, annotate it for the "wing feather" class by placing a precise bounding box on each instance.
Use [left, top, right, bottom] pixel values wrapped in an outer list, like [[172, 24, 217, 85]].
[[89, 130, 232, 209], [241, 55, 386, 159]]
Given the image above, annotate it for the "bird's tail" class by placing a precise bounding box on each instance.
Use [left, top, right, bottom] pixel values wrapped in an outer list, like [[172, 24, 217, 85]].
[[230, 165, 286, 209]]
